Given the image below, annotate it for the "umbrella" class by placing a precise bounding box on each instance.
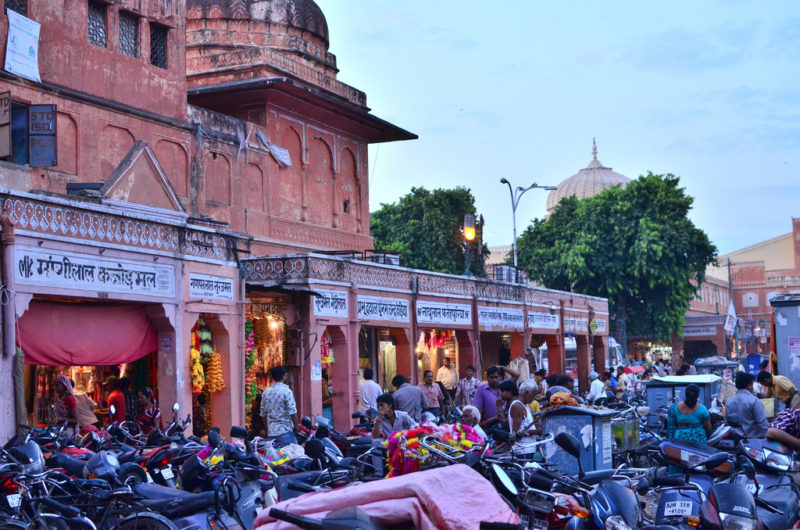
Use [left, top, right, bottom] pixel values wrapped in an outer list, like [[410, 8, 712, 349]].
[[625, 365, 645, 374]]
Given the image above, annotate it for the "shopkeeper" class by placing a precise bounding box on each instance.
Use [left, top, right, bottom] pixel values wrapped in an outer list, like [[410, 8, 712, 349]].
[[102, 376, 126, 424], [53, 375, 78, 438]]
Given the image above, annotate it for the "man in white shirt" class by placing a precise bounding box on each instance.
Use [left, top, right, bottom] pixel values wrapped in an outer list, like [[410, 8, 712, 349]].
[[615, 366, 630, 398], [359, 368, 382, 412], [587, 371, 606, 405], [436, 357, 458, 402]]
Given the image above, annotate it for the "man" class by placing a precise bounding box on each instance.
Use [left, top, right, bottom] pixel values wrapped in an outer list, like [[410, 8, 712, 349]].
[[461, 405, 487, 441], [758, 371, 800, 409], [454, 365, 480, 409], [586, 371, 606, 405], [371, 393, 416, 476], [391, 374, 428, 421], [260, 366, 298, 446], [436, 358, 458, 402], [120, 377, 138, 422], [615, 366, 630, 399], [725, 372, 769, 438], [418, 370, 445, 417], [767, 407, 800, 450], [359, 368, 382, 412], [533, 369, 548, 398], [472, 365, 519, 428], [102, 376, 126, 425], [519, 379, 541, 416]]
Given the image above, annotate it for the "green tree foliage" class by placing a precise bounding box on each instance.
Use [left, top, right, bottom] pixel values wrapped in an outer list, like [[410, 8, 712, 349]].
[[516, 173, 717, 344], [370, 187, 487, 275]]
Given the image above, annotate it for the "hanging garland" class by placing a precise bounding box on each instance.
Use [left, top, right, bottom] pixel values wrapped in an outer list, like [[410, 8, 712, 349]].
[[385, 422, 484, 478], [190, 325, 205, 395], [321, 331, 334, 370], [244, 317, 259, 412], [206, 352, 225, 393]]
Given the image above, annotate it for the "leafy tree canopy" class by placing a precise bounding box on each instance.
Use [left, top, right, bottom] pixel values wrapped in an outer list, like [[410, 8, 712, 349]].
[[515, 173, 717, 344], [370, 187, 487, 275]]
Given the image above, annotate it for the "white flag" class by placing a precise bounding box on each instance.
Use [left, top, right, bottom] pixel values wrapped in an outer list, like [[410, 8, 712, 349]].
[[723, 299, 738, 333]]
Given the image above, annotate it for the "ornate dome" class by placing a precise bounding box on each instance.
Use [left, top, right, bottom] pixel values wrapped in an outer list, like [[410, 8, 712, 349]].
[[186, 0, 329, 47], [546, 140, 631, 213]]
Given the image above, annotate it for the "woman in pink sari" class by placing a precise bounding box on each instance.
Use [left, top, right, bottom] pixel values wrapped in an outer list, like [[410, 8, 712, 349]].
[[53, 375, 78, 438]]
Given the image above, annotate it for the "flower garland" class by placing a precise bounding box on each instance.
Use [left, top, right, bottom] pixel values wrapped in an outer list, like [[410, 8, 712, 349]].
[[320, 331, 334, 369], [384, 422, 485, 477]]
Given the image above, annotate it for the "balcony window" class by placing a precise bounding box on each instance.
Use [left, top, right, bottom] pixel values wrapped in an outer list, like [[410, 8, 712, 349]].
[[119, 11, 139, 58], [149, 22, 167, 68], [88, 1, 107, 47]]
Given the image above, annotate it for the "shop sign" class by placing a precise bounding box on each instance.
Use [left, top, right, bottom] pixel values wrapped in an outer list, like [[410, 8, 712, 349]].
[[252, 302, 286, 319], [188, 273, 234, 301], [683, 326, 717, 337], [529, 312, 559, 330], [594, 318, 608, 333], [4, 9, 42, 83], [313, 289, 348, 318], [357, 295, 410, 323], [502, 309, 525, 329], [477, 306, 503, 328], [416, 300, 471, 326], [15, 246, 175, 298], [564, 316, 587, 332]]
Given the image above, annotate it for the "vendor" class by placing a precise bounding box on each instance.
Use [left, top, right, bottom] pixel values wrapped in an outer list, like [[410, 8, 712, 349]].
[[136, 387, 163, 435], [53, 375, 78, 438]]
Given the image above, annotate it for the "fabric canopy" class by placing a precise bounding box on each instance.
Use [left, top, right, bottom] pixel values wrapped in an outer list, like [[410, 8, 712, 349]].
[[625, 365, 645, 374], [17, 301, 158, 366]]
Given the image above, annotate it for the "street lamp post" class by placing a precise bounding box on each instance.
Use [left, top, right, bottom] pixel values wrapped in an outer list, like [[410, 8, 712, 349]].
[[499, 178, 557, 270], [463, 213, 476, 276]]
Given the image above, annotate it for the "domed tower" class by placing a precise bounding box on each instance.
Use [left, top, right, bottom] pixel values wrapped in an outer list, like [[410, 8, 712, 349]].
[[546, 140, 631, 214]]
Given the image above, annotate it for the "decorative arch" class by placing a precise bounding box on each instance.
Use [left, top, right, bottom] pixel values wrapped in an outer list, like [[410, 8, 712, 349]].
[[56, 112, 78, 176], [338, 148, 358, 233], [307, 137, 333, 226], [155, 139, 189, 197], [274, 127, 303, 219], [100, 125, 135, 180]]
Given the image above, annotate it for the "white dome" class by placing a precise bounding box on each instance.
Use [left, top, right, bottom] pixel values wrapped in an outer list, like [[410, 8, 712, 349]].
[[546, 141, 631, 213]]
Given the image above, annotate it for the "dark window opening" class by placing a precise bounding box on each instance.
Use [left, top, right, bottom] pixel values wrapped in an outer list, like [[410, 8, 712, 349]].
[[149, 22, 167, 68], [118, 11, 139, 58], [8, 102, 29, 165], [88, 1, 107, 47], [343, 200, 350, 214], [5, 0, 26, 15]]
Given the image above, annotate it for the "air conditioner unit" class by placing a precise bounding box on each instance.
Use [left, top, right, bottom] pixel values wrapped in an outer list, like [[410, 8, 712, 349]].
[[494, 265, 519, 283]]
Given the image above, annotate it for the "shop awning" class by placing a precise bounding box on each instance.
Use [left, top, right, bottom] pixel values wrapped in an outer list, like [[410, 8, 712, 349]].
[[16, 301, 158, 366]]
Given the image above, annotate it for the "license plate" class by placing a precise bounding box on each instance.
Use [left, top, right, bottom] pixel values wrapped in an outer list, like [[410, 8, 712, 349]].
[[664, 501, 693, 516], [6, 494, 21, 508], [161, 467, 174, 480], [531, 519, 549, 529]]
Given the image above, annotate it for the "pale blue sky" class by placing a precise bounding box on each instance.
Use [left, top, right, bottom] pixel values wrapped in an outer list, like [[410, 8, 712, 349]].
[[316, 1, 800, 254]]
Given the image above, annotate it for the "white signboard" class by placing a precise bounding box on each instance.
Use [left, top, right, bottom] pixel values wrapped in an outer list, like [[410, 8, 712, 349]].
[[595, 318, 607, 333], [683, 326, 717, 337], [189, 273, 234, 301], [5, 9, 42, 83], [502, 308, 525, 329], [529, 312, 560, 330], [15, 246, 175, 298], [357, 295, 410, 323], [416, 300, 472, 326], [477, 306, 503, 328], [564, 316, 588, 332], [313, 289, 348, 318]]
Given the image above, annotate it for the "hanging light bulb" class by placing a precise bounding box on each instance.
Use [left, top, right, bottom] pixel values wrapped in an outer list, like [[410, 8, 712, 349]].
[[463, 213, 476, 241]]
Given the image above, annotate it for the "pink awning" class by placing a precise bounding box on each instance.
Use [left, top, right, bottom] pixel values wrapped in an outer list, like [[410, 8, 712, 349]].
[[17, 301, 158, 366]]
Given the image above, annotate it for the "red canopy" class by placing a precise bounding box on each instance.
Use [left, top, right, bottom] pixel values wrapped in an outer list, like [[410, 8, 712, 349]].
[[17, 301, 157, 366], [625, 365, 645, 374]]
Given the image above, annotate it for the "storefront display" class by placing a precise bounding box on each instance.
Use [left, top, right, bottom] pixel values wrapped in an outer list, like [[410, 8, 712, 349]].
[[416, 329, 458, 381], [243, 308, 287, 429], [190, 317, 226, 436]]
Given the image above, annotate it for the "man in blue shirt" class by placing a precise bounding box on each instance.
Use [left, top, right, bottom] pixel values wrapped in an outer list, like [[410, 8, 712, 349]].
[[725, 372, 769, 438]]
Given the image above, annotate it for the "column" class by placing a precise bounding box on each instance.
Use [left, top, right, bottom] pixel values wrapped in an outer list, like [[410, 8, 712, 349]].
[[593, 335, 608, 373], [545, 334, 565, 375], [576, 335, 591, 394]]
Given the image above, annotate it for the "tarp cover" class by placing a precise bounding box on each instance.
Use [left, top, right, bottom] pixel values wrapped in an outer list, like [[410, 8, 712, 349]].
[[255, 464, 520, 530], [17, 301, 157, 366]]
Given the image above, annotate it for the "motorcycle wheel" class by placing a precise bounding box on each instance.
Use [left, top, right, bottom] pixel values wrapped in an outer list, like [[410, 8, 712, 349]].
[[115, 512, 178, 530], [118, 462, 148, 487]]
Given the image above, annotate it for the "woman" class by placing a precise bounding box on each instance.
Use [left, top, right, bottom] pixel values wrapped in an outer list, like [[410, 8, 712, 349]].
[[136, 387, 164, 435], [53, 375, 78, 438], [668, 384, 711, 444]]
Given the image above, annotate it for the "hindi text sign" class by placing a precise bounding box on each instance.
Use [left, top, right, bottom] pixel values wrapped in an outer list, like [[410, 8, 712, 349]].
[[188, 273, 234, 301]]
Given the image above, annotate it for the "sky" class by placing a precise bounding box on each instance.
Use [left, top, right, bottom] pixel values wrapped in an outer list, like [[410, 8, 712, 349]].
[[315, 1, 800, 255]]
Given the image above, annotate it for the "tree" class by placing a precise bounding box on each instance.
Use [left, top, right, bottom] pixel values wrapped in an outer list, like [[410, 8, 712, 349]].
[[515, 173, 717, 348], [370, 187, 487, 275]]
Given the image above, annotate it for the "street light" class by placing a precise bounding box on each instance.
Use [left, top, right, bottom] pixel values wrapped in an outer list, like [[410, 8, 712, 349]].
[[499, 178, 557, 269], [463, 213, 475, 276]]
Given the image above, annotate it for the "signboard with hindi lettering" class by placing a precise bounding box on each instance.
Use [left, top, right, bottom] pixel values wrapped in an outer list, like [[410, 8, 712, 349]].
[[357, 295, 410, 323], [595, 318, 607, 333], [682, 326, 717, 337], [478, 306, 525, 330], [15, 247, 175, 298], [529, 312, 560, 330], [564, 316, 588, 332], [416, 300, 472, 326], [188, 273, 234, 301], [313, 289, 348, 318]]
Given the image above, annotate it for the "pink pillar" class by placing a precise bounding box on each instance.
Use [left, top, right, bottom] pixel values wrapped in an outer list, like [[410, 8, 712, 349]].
[[593, 335, 608, 373], [455, 329, 478, 377], [576, 335, 591, 394], [545, 334, 565, 375]]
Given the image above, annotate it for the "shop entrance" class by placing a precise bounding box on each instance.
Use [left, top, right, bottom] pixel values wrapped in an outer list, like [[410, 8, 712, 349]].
[[188, 315, 231, 437], [243, 306, 287, 433], [359, 327, 410, 392], [17, 299, 162, 432]]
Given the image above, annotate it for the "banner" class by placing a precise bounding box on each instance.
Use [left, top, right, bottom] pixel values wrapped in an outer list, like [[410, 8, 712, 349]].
[[5, 9, 42, 83], [723, 300, 738, 333]]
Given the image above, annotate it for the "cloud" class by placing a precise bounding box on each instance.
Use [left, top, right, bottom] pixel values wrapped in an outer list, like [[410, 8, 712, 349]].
[[623, 28, 748, 72], [765, 18, 800, 58]]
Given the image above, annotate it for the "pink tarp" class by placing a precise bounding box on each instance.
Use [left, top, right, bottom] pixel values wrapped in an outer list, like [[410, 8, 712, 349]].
[[17, 301, 158, 366], [255, 464, 521, 530]]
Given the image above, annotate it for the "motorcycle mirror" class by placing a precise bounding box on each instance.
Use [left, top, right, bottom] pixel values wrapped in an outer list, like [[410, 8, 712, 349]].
[[304, 438, 326, 460], [230, 426, 248, 440], [109, 404, 116, 416], [315, 425, 330, 439], [172, 402, 180, 413], [490, 463, 519, 499], [208, 428, 220, 448], [739, 455, 757, 481], [555, 432, 581, 460], [367, 408, 378, 419], [351, 412, 365, 419], [316, 416, 331, 428], [702, 452, 729, 471], [301, 416, 313, 428]]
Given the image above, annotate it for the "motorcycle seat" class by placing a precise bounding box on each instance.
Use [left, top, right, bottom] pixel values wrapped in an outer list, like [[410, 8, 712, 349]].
[[134, 482, 196, 499], [757, 488, 799, 530], [133, 482, 221, 517], [581, 469, 616, 485]]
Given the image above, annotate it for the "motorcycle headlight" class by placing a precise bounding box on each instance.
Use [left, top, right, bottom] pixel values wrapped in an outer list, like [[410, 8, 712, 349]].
[[743, 445, 764, 462], [763, 449, 791, 471], [604, 514, 633, 530], [719, 513, 757, 530]]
